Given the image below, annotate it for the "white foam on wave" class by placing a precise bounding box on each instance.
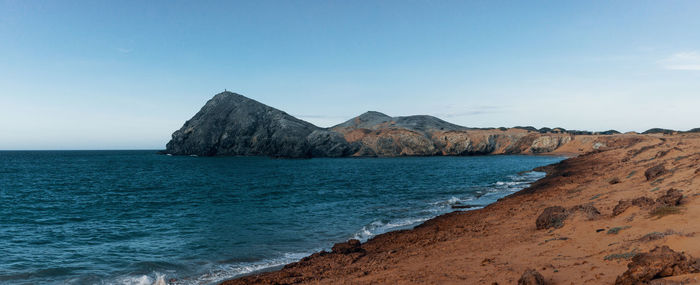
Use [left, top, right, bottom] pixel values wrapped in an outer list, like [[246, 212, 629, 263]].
[[109, 274, 156, 285], [352, 217, 430, 242], [153, 274, 166, 285], [191, 252, 310, 285], [430, 196, 473, 207], [493, 171, 546, 192], [107, 251, 314, 285], [352, 171, 548, 243]]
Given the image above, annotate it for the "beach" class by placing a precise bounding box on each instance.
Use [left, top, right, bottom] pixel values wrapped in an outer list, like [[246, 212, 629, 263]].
[[224, 133, 700, 284]]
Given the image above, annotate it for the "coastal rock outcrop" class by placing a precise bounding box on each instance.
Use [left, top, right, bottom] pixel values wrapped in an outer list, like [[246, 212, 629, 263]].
[[612, 189, 684, 216], [306, 130, 359, 157], [164, 92, 612, 157], [530, 136, 573, 153]]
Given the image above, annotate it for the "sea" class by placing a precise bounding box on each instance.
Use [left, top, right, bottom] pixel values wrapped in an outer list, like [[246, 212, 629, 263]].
[[0, 151, 564, 284]]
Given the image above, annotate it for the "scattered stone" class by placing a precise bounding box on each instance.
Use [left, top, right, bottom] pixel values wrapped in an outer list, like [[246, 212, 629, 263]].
[[536, 204, 601, 230], [570, 204, 601, 220], [656, 189, 683, 206], [614, 246, 698, 285], [331, 239, 364, 255], [645, 164, 668, 181], [597, 228, 605, 233], [613, 197, 656, 216], [536, 206, 569, 230], [631, 197, 657, 207], [609, 177, 622, 184], [518, 269, 546, 285], [612, 189, 686, 217]]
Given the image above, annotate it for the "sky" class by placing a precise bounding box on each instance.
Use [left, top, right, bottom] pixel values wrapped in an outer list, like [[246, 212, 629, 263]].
[[1, 0, 700, 150]]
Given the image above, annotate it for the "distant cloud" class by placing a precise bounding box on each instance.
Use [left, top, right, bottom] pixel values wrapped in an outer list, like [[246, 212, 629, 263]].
[[660, 51, 700, 70]]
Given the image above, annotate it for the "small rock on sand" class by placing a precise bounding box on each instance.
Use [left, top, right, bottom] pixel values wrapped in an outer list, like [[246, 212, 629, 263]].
[[613, 197, 656, 216], [518, 269, 546, 285], [645, 164, 668, 181], [536, 206, 569, 230], [656, 189, 683, 206], [569, 204, 601, 220], [536, 204, 601, 230], [614, 246, 698, 285], [331, 239, 364, 255]]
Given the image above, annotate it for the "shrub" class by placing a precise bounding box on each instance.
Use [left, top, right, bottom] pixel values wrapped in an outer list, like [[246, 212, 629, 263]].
[[650, 206, 682, 218], [607, 226, 631, 234]]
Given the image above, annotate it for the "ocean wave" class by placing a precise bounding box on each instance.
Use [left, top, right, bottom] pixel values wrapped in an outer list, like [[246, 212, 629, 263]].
[[109, 274, 158, 285], [352, 171, 546, 242], [185, 252, 310, 285], [494, 171, 545, 191], [352, 217, 430, 242], [108, 251, 315, 285]]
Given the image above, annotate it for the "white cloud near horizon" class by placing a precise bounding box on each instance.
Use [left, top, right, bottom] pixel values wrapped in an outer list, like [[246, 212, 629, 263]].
[[660, 51, 700, 70]]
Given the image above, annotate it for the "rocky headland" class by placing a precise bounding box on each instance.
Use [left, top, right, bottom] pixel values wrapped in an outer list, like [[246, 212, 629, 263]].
[[163, 92, 624, 158]]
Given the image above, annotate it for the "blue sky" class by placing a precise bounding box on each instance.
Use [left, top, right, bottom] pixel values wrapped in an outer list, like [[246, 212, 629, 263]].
[[1, 0, 700, 149]]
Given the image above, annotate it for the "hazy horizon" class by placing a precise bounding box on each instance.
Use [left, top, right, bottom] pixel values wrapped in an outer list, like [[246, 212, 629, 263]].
[[2, 1, 700, 150]]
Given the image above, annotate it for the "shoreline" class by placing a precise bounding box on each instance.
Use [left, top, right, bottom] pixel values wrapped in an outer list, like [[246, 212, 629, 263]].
[[218, 158, 560, 283], [218, 159, 561, 283], [222, 133, 700, 284]]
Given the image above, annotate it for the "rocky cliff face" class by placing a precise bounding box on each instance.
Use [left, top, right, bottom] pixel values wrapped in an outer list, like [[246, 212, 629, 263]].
[[165, 92, 320, 158], [164, 92, 606, 157]]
